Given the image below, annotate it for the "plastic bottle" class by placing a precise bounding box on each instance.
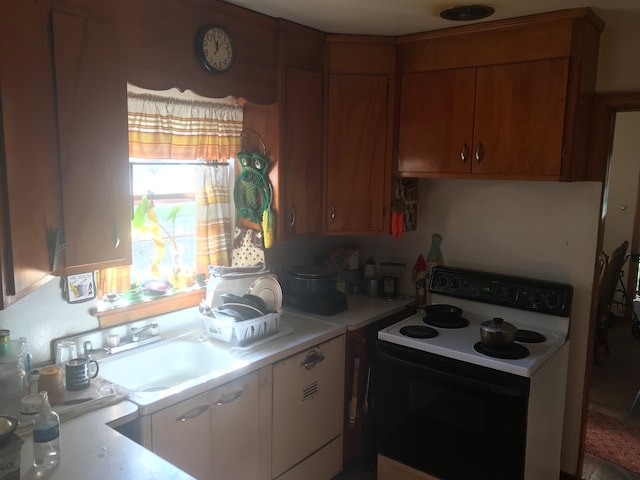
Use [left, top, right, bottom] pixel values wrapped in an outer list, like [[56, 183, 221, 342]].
[[32, 391, 61, 469], [426, 233, 444, 278]]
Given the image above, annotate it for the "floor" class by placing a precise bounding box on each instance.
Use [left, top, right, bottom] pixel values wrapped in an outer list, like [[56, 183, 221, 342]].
[[335, 311, 640, 480], [585, 310, 640, 480]]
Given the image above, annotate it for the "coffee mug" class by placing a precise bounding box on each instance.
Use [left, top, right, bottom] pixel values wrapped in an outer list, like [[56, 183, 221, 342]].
[[29, 365, 64, 403], [65, 357, 99, 391]]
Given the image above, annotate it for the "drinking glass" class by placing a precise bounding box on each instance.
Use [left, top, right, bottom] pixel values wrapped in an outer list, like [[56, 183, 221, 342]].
[[55, 340, 77, 366]]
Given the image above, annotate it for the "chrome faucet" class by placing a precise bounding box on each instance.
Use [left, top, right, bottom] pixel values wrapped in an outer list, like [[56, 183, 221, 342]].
[[130, 322, 159, 342]]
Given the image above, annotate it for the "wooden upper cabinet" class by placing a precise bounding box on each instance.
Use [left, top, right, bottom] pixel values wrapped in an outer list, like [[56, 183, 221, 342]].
[[51, 12, 132, 274], [325, 74, 389, 233], [399, 59, 569, 178], [282, 67, 324, 237], [396, 8, 604, 181], [398, 68, 476, 175], [0, 1, 62, 308], [473, 59, 569, 177], [325, 38, 395, 235], [277, 22, 325, 240]]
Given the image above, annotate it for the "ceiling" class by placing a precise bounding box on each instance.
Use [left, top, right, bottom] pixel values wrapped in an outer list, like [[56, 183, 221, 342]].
[[220, 0, 639, 36]]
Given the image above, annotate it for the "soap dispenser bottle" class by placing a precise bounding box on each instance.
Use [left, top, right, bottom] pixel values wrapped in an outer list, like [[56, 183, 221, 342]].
[[32, 391, 61, 469]]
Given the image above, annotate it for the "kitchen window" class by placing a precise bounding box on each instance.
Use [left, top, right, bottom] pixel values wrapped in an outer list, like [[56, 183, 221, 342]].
[[93, 89, 242, 324]]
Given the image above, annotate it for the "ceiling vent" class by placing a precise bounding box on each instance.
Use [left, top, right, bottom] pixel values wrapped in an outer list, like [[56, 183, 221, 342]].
[[439, 4, 495, 21]]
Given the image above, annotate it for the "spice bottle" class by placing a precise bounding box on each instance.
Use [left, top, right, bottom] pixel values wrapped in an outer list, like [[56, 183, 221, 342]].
[[32, 391, 61, 470]]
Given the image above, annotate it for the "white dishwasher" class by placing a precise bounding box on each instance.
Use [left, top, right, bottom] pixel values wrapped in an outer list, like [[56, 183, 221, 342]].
[[271, 334, 345, 479]]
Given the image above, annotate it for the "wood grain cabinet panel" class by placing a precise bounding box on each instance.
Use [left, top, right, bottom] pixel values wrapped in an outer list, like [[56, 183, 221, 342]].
[[0, 1, 62, 308], [281, 67, 324, 238], [396, 8, 603, 181], [51, 12, 132, 274], [277, 22, 325, 240], [325, 74, 389, 233], [397, 68, 476, 175], [398, 59, 569, 179]]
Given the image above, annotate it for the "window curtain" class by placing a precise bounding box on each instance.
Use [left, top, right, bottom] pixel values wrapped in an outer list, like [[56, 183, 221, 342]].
[[97, 93, 242, 297], [195, 163, 233, 272], [127, 93, 243, 161]]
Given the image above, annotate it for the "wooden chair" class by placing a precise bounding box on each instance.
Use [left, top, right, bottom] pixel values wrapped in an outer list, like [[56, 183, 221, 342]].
[[594, 240, 629, 365]]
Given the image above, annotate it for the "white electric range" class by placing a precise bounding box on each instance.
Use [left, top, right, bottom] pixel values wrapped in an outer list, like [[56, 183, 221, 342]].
[[376, 265, 574, 480]]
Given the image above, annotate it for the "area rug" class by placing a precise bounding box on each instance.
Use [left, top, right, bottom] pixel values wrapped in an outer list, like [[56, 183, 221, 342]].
[[585, 409, 640, 474]]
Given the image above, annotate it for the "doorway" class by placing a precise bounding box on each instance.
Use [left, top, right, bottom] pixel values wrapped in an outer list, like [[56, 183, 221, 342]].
[[582, 93, 640, 478]]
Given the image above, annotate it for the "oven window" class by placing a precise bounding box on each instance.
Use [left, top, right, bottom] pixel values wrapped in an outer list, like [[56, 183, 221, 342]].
[[377, 342, 529, 480], [411, 381, 486, 433]]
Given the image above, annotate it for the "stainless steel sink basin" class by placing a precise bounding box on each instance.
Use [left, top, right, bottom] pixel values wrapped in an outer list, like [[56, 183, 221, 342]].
[[98, 339, 243, 393]]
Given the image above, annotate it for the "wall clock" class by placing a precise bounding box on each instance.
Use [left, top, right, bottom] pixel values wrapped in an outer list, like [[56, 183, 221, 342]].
[[195, 25, 235, 73]]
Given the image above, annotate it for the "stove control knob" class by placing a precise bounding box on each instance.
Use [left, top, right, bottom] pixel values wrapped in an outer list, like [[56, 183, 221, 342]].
[[530, 290, 544, 306], [436, 276, 448, 288], [545, 292, 559, 308], [449, 278, 461, 290]]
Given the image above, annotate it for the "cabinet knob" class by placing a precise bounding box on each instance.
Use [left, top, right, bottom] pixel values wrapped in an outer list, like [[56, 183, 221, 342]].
[[112, 219, 120, 249], [289, 207, 296, 227], [330, 204, 336, 223], [475, 143, 484, 163], [460, 143, 469, 163]]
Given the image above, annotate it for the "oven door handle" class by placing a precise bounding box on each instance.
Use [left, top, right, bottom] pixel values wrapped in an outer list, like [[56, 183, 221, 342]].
[[379, 347, 529, 398]]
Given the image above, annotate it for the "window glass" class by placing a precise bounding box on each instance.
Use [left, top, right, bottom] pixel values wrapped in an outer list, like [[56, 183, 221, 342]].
[[130, 162, 198, 285]]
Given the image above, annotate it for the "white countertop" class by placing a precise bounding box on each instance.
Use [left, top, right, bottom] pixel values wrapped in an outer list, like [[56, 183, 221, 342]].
[[14, 299, 407, 479], [19, 401, 193, 480], [122, 311, 346, 415], [284, 293, 415, 330]]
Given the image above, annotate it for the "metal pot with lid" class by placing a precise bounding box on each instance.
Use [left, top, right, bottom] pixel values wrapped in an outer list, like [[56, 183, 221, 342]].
[[479, 317, 517, 348], [287, 266, 335, 295]]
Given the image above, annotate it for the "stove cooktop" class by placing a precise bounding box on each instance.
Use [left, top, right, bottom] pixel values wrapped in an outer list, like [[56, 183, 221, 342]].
[[378, 307, 566, 377], [378, 266, 573, 377]]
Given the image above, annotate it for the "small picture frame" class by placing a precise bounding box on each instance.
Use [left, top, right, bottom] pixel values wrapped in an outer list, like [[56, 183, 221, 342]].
[[64, 272, 97, 304]]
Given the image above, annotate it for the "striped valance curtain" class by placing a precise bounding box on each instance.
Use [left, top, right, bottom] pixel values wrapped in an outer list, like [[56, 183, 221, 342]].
[[127, 93, 243, 160]]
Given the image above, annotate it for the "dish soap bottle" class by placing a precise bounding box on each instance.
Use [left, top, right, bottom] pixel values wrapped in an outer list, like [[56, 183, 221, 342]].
[[33, 391, 61, 470]]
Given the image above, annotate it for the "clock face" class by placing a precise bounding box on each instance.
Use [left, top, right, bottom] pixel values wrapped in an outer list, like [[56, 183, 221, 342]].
[[196, 26, 234, 73]]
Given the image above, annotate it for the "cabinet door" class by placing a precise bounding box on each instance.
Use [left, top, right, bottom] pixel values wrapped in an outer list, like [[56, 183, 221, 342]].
[[51, 12, 132, 274], [282, 67, 323, 238], [0, 1, 61, 307], [210, 371, 261, 480], [397, 69, 476, 175], [472, 58, 569, 177], [151, 392, 212, 479], [272, 335, 345, 478], [325, 74, 389, 234]]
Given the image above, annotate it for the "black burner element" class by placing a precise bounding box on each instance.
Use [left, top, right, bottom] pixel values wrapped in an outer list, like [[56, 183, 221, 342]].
[[400, 325, 438, 339], [424, 315, 469, 329], [473, 342, 530, 359], [515, 329, 546, 343]]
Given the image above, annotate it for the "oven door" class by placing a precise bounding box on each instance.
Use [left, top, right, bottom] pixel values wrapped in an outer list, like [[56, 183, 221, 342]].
[[376, 341, 530, 480]]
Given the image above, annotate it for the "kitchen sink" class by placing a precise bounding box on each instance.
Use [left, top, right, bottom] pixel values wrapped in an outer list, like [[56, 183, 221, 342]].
[[98, 339, 244, 393]]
